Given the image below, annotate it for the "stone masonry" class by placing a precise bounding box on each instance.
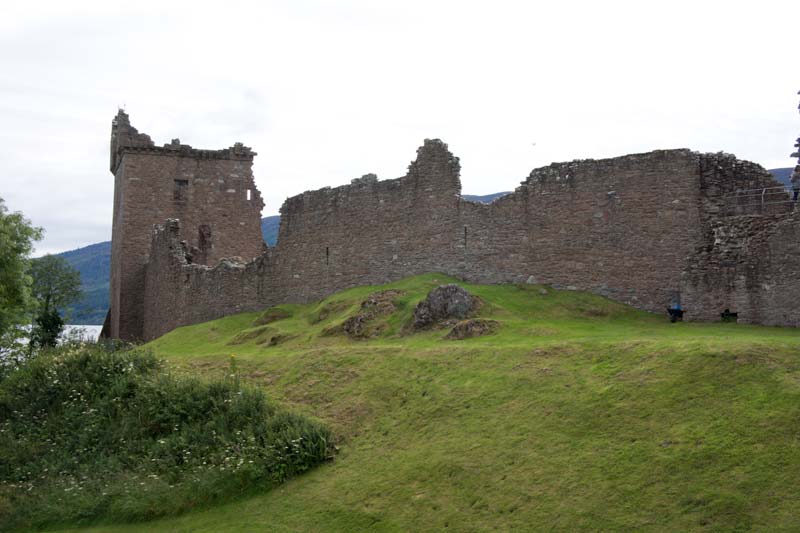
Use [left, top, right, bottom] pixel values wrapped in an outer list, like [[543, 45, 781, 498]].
[[103, 112, 799, 341], [104, 111, 265, 340]]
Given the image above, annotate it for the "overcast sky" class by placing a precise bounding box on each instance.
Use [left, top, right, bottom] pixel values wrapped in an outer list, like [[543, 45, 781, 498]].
[[1, 0, 798, 255]]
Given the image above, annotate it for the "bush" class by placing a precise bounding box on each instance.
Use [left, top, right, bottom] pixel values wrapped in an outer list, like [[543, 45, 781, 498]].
[[0, 344, 332, 530]]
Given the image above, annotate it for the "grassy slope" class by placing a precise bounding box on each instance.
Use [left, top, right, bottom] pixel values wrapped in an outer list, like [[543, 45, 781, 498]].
[[61, 273, 800, 532]]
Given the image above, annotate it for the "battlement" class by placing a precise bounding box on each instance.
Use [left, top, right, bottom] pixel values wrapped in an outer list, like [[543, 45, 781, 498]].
[[117, 139, 256, 162], [109, 110, 255, 173]]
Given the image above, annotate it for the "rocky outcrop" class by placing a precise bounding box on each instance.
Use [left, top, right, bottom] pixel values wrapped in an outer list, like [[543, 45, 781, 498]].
[[342, 290, 404, 339], [413, 285, 477, 329]]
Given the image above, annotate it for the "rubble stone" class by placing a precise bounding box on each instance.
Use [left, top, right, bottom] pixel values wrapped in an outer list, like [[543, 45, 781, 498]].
[[413, 285, 477, 329]]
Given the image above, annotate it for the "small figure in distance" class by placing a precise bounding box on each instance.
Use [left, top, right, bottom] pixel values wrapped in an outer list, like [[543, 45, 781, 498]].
[[667, 297, 684, 323], [791, 165, 800, 203]]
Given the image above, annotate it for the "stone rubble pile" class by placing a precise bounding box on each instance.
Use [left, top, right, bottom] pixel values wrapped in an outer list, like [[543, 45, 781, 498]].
[[413, 284, 477, 329]]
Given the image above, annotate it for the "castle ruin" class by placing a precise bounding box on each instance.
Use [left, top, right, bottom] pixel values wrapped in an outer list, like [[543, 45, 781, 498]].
[[102, 111, 800, 341], [105, 111, 264, 340]]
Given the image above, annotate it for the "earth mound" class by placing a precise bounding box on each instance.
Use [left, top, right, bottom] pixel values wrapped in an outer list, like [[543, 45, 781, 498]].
[[252, 307, 292, 326]]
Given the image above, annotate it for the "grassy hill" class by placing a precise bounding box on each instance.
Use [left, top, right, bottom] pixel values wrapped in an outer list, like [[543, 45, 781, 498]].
[[53, 273, 800, 532]]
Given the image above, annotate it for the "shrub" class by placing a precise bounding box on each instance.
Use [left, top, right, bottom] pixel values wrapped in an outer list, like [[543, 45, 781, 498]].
[[0, 344, 332, 530]]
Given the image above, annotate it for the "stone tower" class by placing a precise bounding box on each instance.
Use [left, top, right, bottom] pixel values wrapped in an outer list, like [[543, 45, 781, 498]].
[[103, 110, 265, 341]]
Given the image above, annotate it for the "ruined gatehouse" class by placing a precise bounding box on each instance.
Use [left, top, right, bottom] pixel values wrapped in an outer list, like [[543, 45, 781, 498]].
[[102, 110, 800, 341]]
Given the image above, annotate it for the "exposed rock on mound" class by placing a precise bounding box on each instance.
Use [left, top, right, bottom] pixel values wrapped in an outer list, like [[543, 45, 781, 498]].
[[413, 284, 477, 329], [445, 319, 499, 340], [342, 290, 405, 339]]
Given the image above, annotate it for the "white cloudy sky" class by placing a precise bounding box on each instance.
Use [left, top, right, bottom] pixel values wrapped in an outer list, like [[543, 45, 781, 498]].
[[1, 0, 798, 255]]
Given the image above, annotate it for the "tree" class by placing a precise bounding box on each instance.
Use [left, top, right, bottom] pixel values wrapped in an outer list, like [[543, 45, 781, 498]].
[[28, 309, 64, 349], [28, 255, 81, 349], [0, 197, 42, 343]]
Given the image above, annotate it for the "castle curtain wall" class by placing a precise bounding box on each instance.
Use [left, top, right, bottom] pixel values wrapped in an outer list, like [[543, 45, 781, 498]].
[[137, 138, 797, 341]]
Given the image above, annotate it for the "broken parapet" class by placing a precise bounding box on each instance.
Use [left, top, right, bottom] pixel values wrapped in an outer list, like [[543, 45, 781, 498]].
[[110, 109, 153, 171], [110, 110, 256, 173], [142, 219, 273, 341]]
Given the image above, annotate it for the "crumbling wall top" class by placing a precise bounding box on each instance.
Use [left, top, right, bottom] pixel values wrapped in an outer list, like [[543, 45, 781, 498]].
[[110, 110, 256, 173], [279, 139, 462, 218]]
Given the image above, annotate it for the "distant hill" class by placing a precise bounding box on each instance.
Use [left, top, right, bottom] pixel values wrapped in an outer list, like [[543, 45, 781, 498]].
[[463, 192, 511, 203], [769, 168, 793, 189], [59, 241, 111, 324], [261, 215, 280, 246]]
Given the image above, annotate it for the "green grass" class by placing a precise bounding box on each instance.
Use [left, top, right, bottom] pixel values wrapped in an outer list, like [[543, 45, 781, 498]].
[[54, 273, 800, 531]]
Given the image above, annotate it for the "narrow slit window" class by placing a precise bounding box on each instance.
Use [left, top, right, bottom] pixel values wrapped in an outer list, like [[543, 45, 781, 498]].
[[246, 189, 252, 201], [464, 226, 468, 248], [325, 246, 330, 265], [173, 179, 189, 201]]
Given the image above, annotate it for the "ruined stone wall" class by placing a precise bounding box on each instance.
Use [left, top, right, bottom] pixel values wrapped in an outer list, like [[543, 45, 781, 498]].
[[142, 220, 270, 338], [269, 147, 705, 314], [107, 111, 264, 341], [462, 150, 706, 311], [679, 153, 795, 321], [139, 139, 796, 341], [272, 140, 464, 303], [682, 210, 800, 325]]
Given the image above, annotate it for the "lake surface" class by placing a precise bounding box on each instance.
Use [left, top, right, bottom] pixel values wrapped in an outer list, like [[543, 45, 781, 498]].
[[63, 325, 103, 342]]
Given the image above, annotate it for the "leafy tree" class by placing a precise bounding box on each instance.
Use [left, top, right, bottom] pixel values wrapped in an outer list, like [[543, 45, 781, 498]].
[[0, 198, 42, 347], [28, 309, 64, 349], [28, 254, 81, 348]]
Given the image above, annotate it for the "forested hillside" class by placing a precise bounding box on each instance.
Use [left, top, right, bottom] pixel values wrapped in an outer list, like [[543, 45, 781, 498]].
[[769, 167, 792, 189], [58, 241, 111, 324]]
